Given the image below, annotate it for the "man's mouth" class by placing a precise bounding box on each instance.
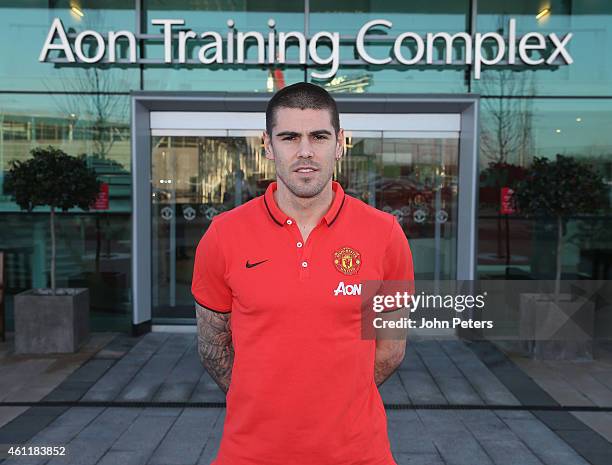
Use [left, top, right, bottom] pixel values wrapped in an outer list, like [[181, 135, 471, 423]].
[[294, 167, 318, 173]]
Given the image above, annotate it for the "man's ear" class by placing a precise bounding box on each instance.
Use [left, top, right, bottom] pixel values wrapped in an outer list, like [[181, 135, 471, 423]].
[[335, 128, 345, 160], [263, 131, 274, 160]]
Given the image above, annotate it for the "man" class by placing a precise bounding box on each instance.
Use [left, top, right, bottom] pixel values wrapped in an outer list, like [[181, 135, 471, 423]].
[[192, 82, 414, 465]]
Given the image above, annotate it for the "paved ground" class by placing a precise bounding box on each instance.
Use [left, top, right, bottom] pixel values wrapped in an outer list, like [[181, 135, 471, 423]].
[[510, 342, 612, 443], [0, 334, 115, 429], [0, 332, 610, 465]]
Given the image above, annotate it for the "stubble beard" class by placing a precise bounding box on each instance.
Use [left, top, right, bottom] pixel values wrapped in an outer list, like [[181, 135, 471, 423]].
[[276, 164, 334, 199]]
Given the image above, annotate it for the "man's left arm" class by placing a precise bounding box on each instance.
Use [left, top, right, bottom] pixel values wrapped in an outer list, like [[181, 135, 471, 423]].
[[375, 217, 414, 386], [374, 307, 408, 386]]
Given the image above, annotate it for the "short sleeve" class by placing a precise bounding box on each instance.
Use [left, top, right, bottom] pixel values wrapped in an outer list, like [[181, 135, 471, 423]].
[[191, 221, 232, 312], [383, 217, 414, 282], [371, 217, 415, 315]]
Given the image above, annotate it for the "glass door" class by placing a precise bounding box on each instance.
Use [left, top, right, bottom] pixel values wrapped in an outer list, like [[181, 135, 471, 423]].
[[151, 132, 273, 319], [150, 113, 461, 322], [338, 131, 459, 280]]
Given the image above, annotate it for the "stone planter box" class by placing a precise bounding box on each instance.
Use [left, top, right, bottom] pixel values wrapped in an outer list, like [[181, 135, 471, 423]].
[[519, 293, 594, 360], [14, 288, 90, 354]]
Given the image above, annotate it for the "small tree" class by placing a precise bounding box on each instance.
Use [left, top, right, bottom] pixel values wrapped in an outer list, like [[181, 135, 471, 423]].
[[4, 146, 100, 294], [480, 161, 528, 268], [513, 155, 608, 300]]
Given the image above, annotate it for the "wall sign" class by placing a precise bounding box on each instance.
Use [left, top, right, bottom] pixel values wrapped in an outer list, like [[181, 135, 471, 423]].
[[92, 182, 109, 210], [39, 17, 573, 79], [500, 187, 516, 215]]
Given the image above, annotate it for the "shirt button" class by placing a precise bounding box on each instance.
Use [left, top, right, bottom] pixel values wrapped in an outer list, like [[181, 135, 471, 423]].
[[297, 242, 303, 248], [286, 219, 293, 225], [301, 261, 308, 268]]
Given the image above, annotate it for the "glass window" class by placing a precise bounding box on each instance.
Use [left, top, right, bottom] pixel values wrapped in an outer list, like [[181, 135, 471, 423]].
[[478, 98, 612, 280], [0, 1, 139, 92], [0, 94, 131, 213], [150, 133, 273, 319], [475, 0, 612, 96], [145, 0, 304, 32], [339, 131, 459, 280], [143, 66, 306, 92], [309, 0, 470, 93], [0, 93, 132, 330], [143, 0, 305, 91]]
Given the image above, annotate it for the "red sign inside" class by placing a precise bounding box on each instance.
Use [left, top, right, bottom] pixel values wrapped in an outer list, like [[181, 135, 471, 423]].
[[500, 187, 515, 214], [93, 182, 109, 210]]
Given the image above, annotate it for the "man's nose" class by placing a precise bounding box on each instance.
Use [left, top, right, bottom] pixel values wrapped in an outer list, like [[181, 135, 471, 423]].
[[297, 138, 314, 158]]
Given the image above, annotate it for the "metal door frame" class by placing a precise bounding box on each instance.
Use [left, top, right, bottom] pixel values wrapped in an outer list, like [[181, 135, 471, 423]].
[[131, 92, 479, 333]]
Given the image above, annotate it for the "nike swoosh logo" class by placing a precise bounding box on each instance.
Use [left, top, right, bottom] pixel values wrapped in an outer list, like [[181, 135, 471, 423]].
[[245, 259, 269, 269]]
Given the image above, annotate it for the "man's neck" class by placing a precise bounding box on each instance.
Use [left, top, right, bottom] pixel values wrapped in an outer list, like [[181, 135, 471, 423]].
[[274, 181, 334, 228]]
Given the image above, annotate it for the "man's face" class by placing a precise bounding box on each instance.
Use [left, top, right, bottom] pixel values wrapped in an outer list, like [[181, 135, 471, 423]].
[[263, 107, 344, 199]]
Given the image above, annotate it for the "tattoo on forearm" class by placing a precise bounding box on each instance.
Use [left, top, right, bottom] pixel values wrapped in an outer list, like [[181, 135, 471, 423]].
[[196, 304, 234, 394]]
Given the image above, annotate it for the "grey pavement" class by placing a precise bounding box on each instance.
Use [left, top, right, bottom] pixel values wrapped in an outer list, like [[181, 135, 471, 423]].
[[0, 333, 610, 465]]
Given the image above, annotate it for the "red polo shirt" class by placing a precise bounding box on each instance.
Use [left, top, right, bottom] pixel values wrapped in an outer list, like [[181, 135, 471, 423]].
[[192, 181, 414, 465]]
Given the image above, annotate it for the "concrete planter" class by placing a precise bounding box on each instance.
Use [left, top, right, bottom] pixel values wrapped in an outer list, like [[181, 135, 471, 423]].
[[14, 288, 90, 354], [519, 293, 594, 360]]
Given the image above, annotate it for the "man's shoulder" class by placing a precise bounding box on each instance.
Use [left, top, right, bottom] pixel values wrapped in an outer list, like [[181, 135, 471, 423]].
[[210, 195, 265, 229]]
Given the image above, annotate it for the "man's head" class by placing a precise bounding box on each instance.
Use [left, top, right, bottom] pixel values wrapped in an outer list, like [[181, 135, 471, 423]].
[[263, 82, 344, 199]]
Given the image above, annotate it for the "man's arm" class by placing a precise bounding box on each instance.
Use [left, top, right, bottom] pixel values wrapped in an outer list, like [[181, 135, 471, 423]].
[[196, 303, 234, 393], [375, 338, 406, 386], [374, 306, 408, 386]]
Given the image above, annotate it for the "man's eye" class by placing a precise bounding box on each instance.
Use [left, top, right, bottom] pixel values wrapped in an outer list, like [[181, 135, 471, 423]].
[[282, 136, 296, 141], [314, 135, 328, 140]]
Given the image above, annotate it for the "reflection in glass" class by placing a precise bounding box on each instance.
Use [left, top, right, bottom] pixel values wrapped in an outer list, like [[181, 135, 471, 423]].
[[0, 94, 131, 212], [152, 131, 460, 320], [0, 94, 132, 330], [0, 1, 139, 91], [478, 99, 612, 279], [309, 1, 470, 93], [143, 1, 306, 91], [475, 1, 612, 96], [151, 135, 274, 319], [338, 132, 459, 280]]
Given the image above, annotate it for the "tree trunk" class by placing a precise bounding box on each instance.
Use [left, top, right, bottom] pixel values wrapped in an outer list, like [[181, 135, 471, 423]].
[[95, 214, 101, 273], [50, 206, 56, 294], [497, 213, 503, 258], [505, 213, 511, 277], [554, 215, 563, 304]]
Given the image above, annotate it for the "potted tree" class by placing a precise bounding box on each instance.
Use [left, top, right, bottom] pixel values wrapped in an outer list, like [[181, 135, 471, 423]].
[[513, 155, 608, 359], [4, 146, 100, 354]]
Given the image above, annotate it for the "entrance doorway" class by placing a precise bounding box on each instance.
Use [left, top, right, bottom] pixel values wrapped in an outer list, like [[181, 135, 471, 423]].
[[131, 94, 478, 329]]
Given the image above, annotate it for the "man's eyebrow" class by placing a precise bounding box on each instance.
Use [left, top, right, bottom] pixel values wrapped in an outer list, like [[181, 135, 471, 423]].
[[275, 129, 333, 137], [310, 129, 333, 136], [275, 131, 300, 137]]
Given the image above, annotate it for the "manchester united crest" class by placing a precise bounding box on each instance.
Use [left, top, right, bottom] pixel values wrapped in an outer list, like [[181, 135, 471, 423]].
[[333, 247, 361, 275]]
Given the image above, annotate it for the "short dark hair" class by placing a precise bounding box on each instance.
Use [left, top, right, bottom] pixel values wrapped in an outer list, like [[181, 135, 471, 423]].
[[265, 82, 340, 136]]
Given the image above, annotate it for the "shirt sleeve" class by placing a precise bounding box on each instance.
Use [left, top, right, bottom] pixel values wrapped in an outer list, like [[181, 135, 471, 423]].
[[383, 217, 414, 282], [191, 221, 232, 312], [378, 217, 415, 311]]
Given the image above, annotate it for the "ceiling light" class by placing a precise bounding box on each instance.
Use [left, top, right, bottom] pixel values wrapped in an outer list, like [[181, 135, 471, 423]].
[[536, 8, 551, 20], [71, 6, 84, 18]]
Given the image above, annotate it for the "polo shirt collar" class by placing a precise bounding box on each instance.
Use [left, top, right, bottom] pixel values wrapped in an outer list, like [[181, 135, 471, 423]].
[[264, 181, 346, 227]]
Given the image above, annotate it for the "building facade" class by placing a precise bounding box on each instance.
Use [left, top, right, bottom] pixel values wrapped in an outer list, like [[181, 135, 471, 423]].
[[0, 1, 610, 333]]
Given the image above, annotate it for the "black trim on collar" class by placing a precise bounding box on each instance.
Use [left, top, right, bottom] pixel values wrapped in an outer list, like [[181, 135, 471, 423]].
[[263, 195, 284, 226], [327, 194, 346, 226]]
